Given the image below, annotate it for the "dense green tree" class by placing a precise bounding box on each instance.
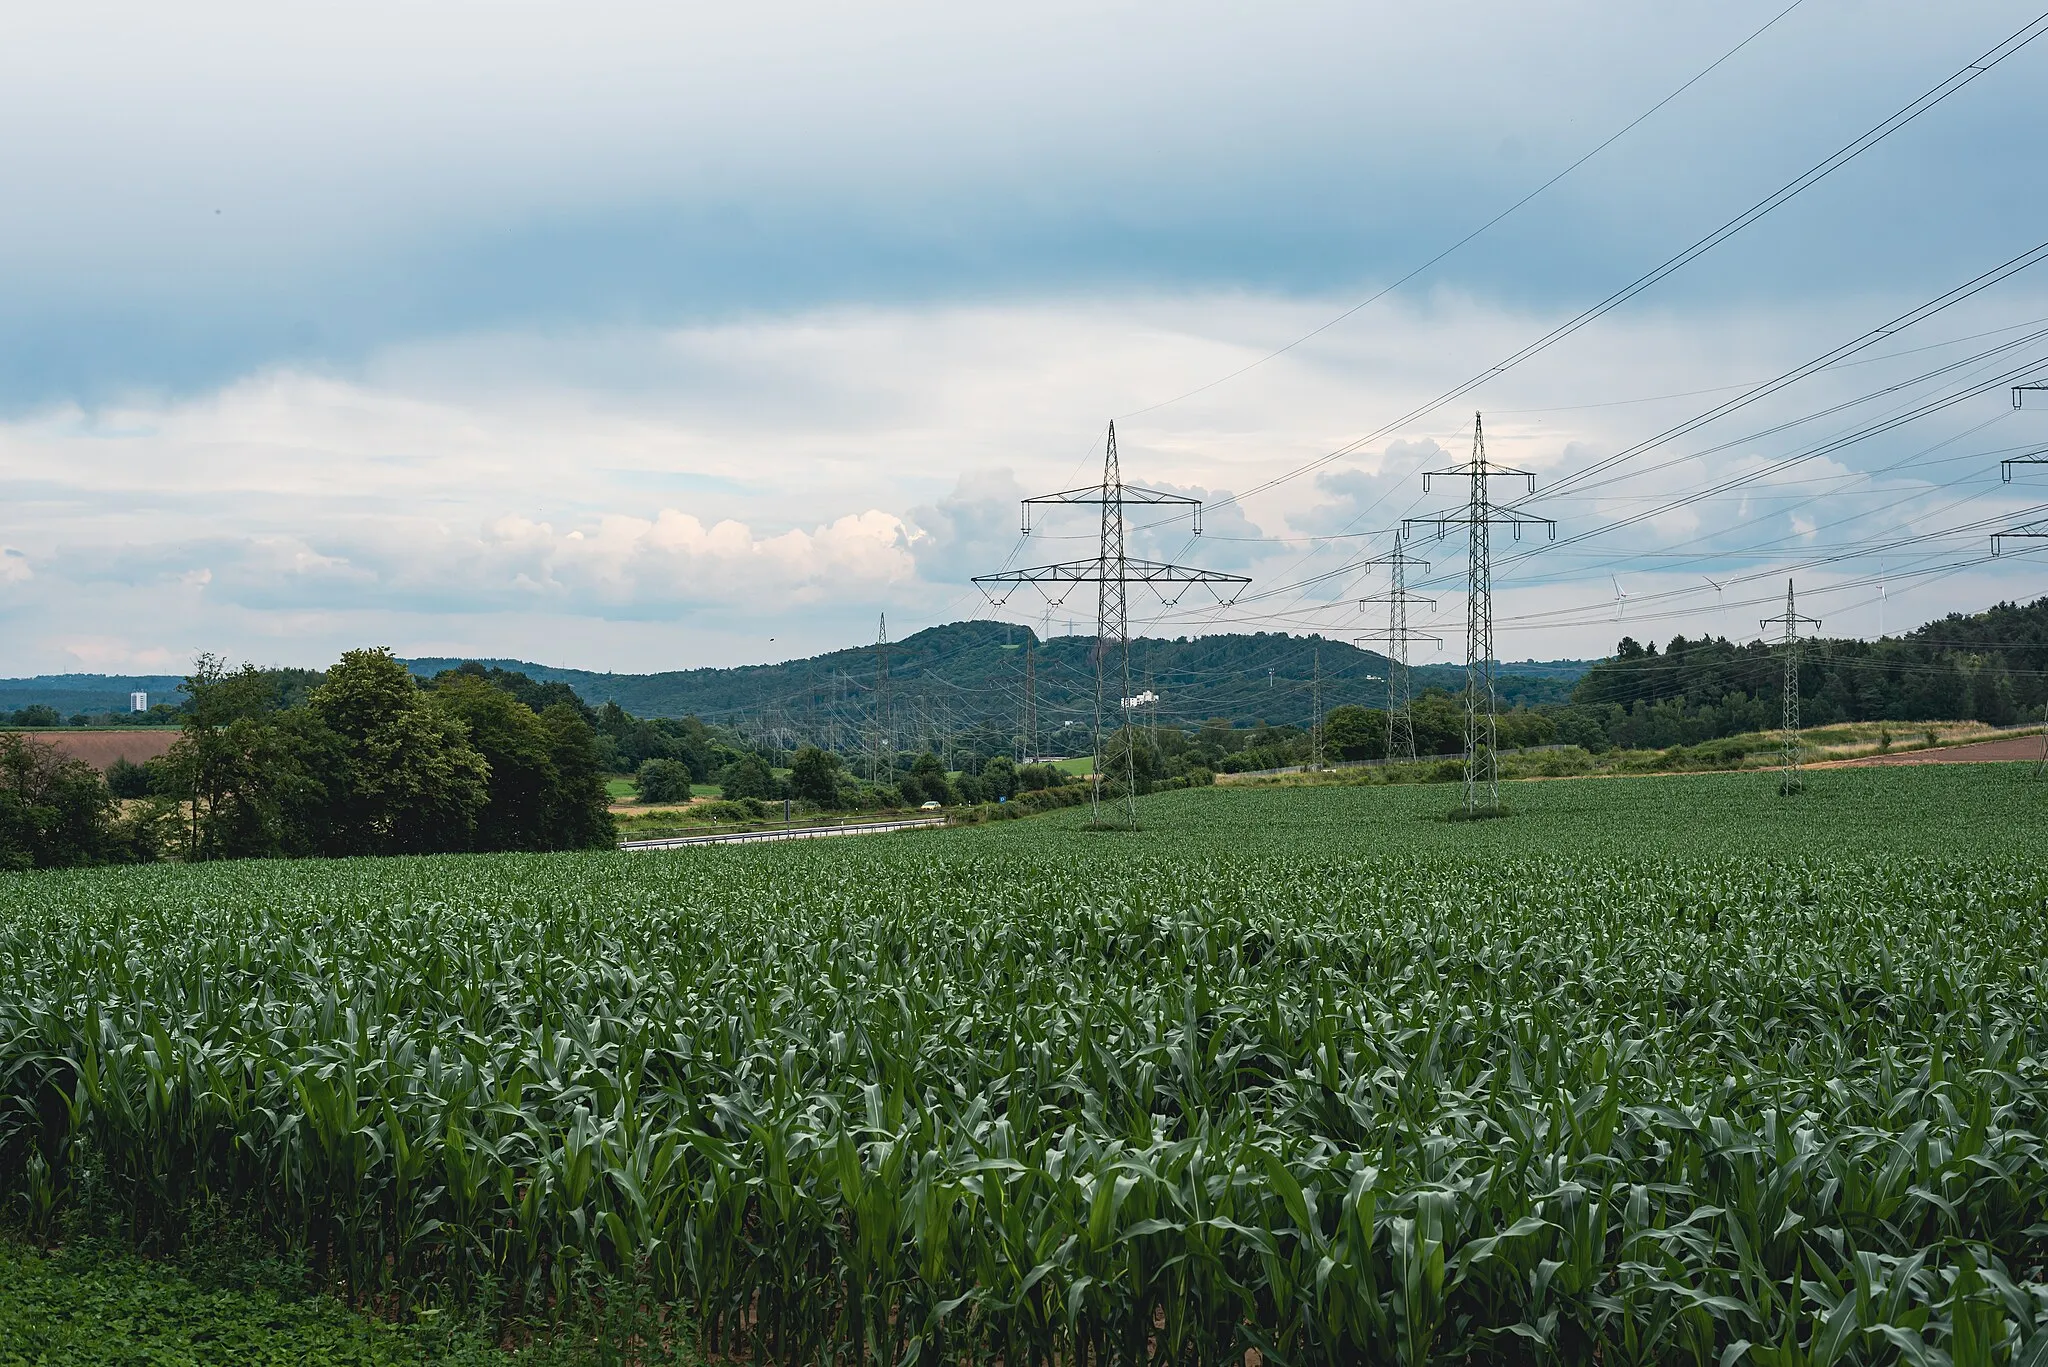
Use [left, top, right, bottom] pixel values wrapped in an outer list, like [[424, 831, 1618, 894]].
[[309, 649, 490, 856], [431, 675, 560, 851], [901, 752, 953, 805], [436, 661, 595, 722], [597, 701, 714, 779], [105, 757, 152, 799], [718, 753, 777, 801], [539, 704, 616, 849], [0, 733, 117, 870], [980, 754, 1017, 799], [163, 657, 342, 860], [789, 746, 843, 807], [1323, 705, 1386, 761], [636, 758, 694, 805]]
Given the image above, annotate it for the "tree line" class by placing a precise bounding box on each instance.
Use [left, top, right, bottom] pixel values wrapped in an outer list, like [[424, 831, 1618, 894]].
[[1300, 597, 2048, 766], [4, 650, 616, 870]]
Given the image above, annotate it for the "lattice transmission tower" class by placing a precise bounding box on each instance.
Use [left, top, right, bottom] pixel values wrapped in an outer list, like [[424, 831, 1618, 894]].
[[1309, 647, 1324, 771], [1406, 413, 1554, 814], [868, 613, 891, 785], [1357, 536, 1439, 763], [1019, 635, 1037, 763], [1761, 580, 1821, 795], [974, 421, 1248, 827], [1995, 395, 2047, 773]]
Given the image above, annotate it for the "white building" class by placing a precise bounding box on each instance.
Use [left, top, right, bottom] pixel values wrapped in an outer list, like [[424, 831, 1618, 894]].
[[130, 691, 148, 713]]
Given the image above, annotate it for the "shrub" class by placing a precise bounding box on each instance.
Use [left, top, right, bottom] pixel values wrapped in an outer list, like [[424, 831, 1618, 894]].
[[636, 758, 695, 805], [106, 757, 153, 800]]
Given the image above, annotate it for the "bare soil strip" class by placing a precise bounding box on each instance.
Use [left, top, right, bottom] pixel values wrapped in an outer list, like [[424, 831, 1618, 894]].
[[26, 730, 178, 770], [1817, 735, 2048, 767]]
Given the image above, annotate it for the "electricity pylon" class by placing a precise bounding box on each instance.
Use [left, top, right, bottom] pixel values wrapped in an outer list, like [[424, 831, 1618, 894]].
[[1761, 579, 1821, 795], [869, 613, 890, 785], [1020, 635, 1037, 762], [974, 421, 1249, 826], [2015, 381, 2047, 408], [1309, 647, 1324, 771], [1357, 536, 1439, 762], [1405, 413, 1554, 814]]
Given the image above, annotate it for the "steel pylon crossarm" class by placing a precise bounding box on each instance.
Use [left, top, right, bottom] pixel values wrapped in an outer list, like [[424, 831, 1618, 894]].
[[972, 558, 1250, 601], [1021, 484, 1205, 534]]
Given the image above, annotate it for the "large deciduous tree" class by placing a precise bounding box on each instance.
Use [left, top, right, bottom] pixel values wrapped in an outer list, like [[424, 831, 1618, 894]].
[[310, 649, 490, 856], [0, 732, 116, 870]]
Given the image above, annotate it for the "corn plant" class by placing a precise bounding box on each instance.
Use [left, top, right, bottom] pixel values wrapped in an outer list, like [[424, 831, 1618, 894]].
[[3, 767, 2047, 1363]]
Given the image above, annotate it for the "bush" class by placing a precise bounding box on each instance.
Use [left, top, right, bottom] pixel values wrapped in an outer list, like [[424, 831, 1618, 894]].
[[692, 798, 769, 823], [106, 757, 153, 799], [718, 754, 778, 801], [636, 758, 694, 805], [790, 746, 843, 807]]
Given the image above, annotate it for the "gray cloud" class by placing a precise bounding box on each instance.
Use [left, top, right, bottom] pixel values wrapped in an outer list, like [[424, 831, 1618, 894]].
[[2, 2, 2044, 401]]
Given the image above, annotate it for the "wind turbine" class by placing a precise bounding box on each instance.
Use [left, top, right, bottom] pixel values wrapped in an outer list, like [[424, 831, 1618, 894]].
[[1702, 575, 1726, 639], [1610, 574, 1630, 623]]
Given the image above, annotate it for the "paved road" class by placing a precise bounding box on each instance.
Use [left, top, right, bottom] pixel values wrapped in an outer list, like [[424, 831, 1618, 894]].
[[619, 816, 948, 851]]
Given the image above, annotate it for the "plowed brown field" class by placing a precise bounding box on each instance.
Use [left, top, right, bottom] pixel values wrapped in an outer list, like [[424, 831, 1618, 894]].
[[20, 730, 178, 770], [1821, 735, 2047, 766]]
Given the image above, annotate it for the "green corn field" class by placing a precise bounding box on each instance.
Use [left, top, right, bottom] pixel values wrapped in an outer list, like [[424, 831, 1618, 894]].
[[3, 765, 2047, 1364]]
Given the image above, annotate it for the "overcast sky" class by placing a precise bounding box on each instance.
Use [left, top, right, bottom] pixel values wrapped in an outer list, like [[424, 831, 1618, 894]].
[[4, 0, 2048, 676]]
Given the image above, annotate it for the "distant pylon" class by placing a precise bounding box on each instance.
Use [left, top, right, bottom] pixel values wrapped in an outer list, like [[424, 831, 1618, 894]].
[[1309, 647, 1324, 771], [869, 613, 890, 785], [1760, 579, 1821, 795], [1021, 635, 1037, 763], [1406, 413, 1554, 813], [1358, 535, 1439, 763]]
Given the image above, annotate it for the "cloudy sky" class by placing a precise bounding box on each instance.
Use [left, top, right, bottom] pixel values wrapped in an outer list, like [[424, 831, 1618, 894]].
[[4, 0, 2048, 676]]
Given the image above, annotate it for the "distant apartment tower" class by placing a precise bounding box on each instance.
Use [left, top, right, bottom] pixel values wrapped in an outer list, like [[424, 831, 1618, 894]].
[[129, 691, 148, 713]]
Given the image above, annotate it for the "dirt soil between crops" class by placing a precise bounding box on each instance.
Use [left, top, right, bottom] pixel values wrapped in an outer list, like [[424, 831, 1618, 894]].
[[1815, 735, 2047, 767], [27, 730, 178, 770]]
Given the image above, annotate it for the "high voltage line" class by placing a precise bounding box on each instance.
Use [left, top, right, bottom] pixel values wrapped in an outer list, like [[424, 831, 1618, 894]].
[[1144, 8, 2048, 532], [844, 10, 2048, 689], [683, 19, 2048, 746], [1115, 0, 1815, 421], [1222, 251, 2048, 622]]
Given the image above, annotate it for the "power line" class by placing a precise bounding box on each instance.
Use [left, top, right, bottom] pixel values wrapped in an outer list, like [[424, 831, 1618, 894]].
[[1115, 0, 1813, 420], [1166, 9, 2048, 527]]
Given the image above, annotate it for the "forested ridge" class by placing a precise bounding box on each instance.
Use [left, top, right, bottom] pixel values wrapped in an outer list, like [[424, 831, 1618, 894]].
[[1557, 596, 2048, 749]]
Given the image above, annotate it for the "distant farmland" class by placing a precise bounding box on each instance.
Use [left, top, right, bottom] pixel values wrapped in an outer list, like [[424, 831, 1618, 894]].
[[30, 729, 176, 770]]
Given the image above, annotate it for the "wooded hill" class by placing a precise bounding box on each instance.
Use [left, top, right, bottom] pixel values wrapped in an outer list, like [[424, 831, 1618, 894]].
[[1557, 596, 2048, 750], [406, 625, 1585, 737]]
